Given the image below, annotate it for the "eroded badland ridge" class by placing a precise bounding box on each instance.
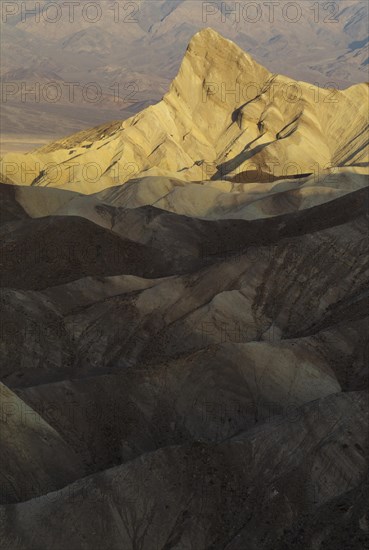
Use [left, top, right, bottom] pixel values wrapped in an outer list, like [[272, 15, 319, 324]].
[[0, 28, 368, 550]]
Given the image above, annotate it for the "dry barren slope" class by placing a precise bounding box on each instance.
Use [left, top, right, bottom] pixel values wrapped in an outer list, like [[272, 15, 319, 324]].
[[0, 392, 367, 549]]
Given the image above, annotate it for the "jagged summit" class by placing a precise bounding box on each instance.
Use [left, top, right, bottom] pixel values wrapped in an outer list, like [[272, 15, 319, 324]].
[[166, 27, 270, 121], [1, 29, 368, 193], [184, 26, 251, 59], [184, 26, 259, 68]]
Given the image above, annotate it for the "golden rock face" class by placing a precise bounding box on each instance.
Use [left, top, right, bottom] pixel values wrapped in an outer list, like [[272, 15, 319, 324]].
[[1, 29, 368, 197]]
